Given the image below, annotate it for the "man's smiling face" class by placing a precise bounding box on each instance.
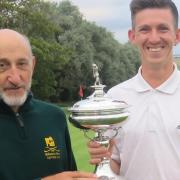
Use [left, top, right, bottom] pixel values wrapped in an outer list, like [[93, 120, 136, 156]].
[[129, 8, 179, 66]]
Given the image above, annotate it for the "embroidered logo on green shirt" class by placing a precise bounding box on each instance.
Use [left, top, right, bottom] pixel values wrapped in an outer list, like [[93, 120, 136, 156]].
[[44, 136, 60, 159]]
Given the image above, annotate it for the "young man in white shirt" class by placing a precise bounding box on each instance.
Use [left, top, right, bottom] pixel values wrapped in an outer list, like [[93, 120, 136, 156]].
[[88, 0, 180, 179]]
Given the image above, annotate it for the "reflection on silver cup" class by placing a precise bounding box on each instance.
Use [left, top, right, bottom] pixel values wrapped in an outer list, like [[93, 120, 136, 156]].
[[69, 64, 129, 180]]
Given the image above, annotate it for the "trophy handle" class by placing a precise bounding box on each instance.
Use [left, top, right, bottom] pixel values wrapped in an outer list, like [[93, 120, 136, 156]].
[[83, 126, 121, 142], [111, 126, 121, 139], [83, 129, 94, 141]]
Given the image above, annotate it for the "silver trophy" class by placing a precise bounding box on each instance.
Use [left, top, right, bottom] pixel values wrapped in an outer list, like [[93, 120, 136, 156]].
[[69, 64, 129, 180]]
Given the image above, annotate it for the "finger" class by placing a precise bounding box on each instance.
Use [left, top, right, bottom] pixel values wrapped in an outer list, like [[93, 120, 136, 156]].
[[89, 151, 110, 159], [74, 178, 97, 180], [88, 142, 108, 154], [88, 147, 108, 156], [89, 158, 102, 165], [108, 139, 116, 153], [89, 152, 112, 164], [87, 141, 101, 148], [70, 171, 97, 178]]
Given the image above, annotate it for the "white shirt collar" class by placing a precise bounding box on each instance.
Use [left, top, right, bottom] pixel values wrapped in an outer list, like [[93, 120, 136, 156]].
[[134, 63, 180, 94]]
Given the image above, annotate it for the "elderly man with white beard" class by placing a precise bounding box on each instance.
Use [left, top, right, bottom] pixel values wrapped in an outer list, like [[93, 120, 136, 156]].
[[0, 29, 97, 180]]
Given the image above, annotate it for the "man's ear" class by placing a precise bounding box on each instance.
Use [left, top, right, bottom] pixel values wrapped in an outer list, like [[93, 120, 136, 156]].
[[174, 28, 180, 46], [128, 29, 136, 44], [32, 56, 36, 72]]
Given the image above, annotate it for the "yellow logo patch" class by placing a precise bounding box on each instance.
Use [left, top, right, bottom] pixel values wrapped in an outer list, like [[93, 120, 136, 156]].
[[44, 136, 60, 160]]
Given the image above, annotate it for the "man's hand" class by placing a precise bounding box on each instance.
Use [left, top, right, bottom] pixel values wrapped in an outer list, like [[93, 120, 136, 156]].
[[87, 140, 120, 175], [42, 171, 97, 180], [87, 140, 114, 165]]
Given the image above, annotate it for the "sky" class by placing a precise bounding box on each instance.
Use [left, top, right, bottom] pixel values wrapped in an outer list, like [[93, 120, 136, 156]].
[[52, 0, 180, 55]]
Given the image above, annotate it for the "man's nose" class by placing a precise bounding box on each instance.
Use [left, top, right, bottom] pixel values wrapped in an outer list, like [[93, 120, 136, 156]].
[[149, 30, 161, 43], [7, 68, 21, 85]]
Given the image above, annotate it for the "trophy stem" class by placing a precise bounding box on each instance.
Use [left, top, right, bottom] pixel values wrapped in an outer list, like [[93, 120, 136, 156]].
[[93, 130, 114, 180], [83, 127, 122, 179]]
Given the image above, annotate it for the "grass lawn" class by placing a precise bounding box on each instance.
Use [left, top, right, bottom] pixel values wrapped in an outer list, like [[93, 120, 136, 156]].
[[62, 106, 95, 172]]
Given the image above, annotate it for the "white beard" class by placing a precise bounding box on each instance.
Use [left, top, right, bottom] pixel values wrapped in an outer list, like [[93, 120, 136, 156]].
[[0, 80, 32, 107], [1, 91, 28, 107]]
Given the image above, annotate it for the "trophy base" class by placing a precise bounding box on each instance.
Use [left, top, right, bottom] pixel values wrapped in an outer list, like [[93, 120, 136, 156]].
[[96, 163, 119, 180]]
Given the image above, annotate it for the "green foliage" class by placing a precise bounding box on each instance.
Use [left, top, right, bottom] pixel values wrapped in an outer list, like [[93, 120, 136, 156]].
[[0, 0, 141, 102], [31, 38, 56, 99], [31, 37, 71, 100]]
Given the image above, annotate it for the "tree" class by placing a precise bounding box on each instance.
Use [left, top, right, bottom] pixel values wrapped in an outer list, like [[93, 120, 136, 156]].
[[0, 0, 141, 102]]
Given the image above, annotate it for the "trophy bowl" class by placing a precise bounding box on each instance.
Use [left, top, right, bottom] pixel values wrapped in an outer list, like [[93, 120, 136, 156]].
[[69, 64, 129, 180], [69, 86, 129, 128]]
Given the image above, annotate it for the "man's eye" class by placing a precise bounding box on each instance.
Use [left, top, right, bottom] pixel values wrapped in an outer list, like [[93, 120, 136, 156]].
[[158, 25, 169, 32], [0, 63, 5, 67], [19, 62, 26, 66], [18, 62, 28, 68], [138, 27, 149, 34], [160, 28, 169, 32], [140, 28, 148, 32], [0, 62, 8, 71]]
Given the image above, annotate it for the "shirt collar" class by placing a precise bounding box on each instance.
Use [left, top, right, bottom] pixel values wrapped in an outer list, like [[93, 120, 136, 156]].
[[0, 91, 33, 114], [134, 63, 180, 94]]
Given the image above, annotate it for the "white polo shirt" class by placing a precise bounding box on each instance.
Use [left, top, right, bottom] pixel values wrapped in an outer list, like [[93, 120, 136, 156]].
[[107, 64, 180, 180]]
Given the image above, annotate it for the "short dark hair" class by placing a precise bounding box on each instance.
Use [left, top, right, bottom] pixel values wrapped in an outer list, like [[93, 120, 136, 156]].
[[130, 0, 179, 29]]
